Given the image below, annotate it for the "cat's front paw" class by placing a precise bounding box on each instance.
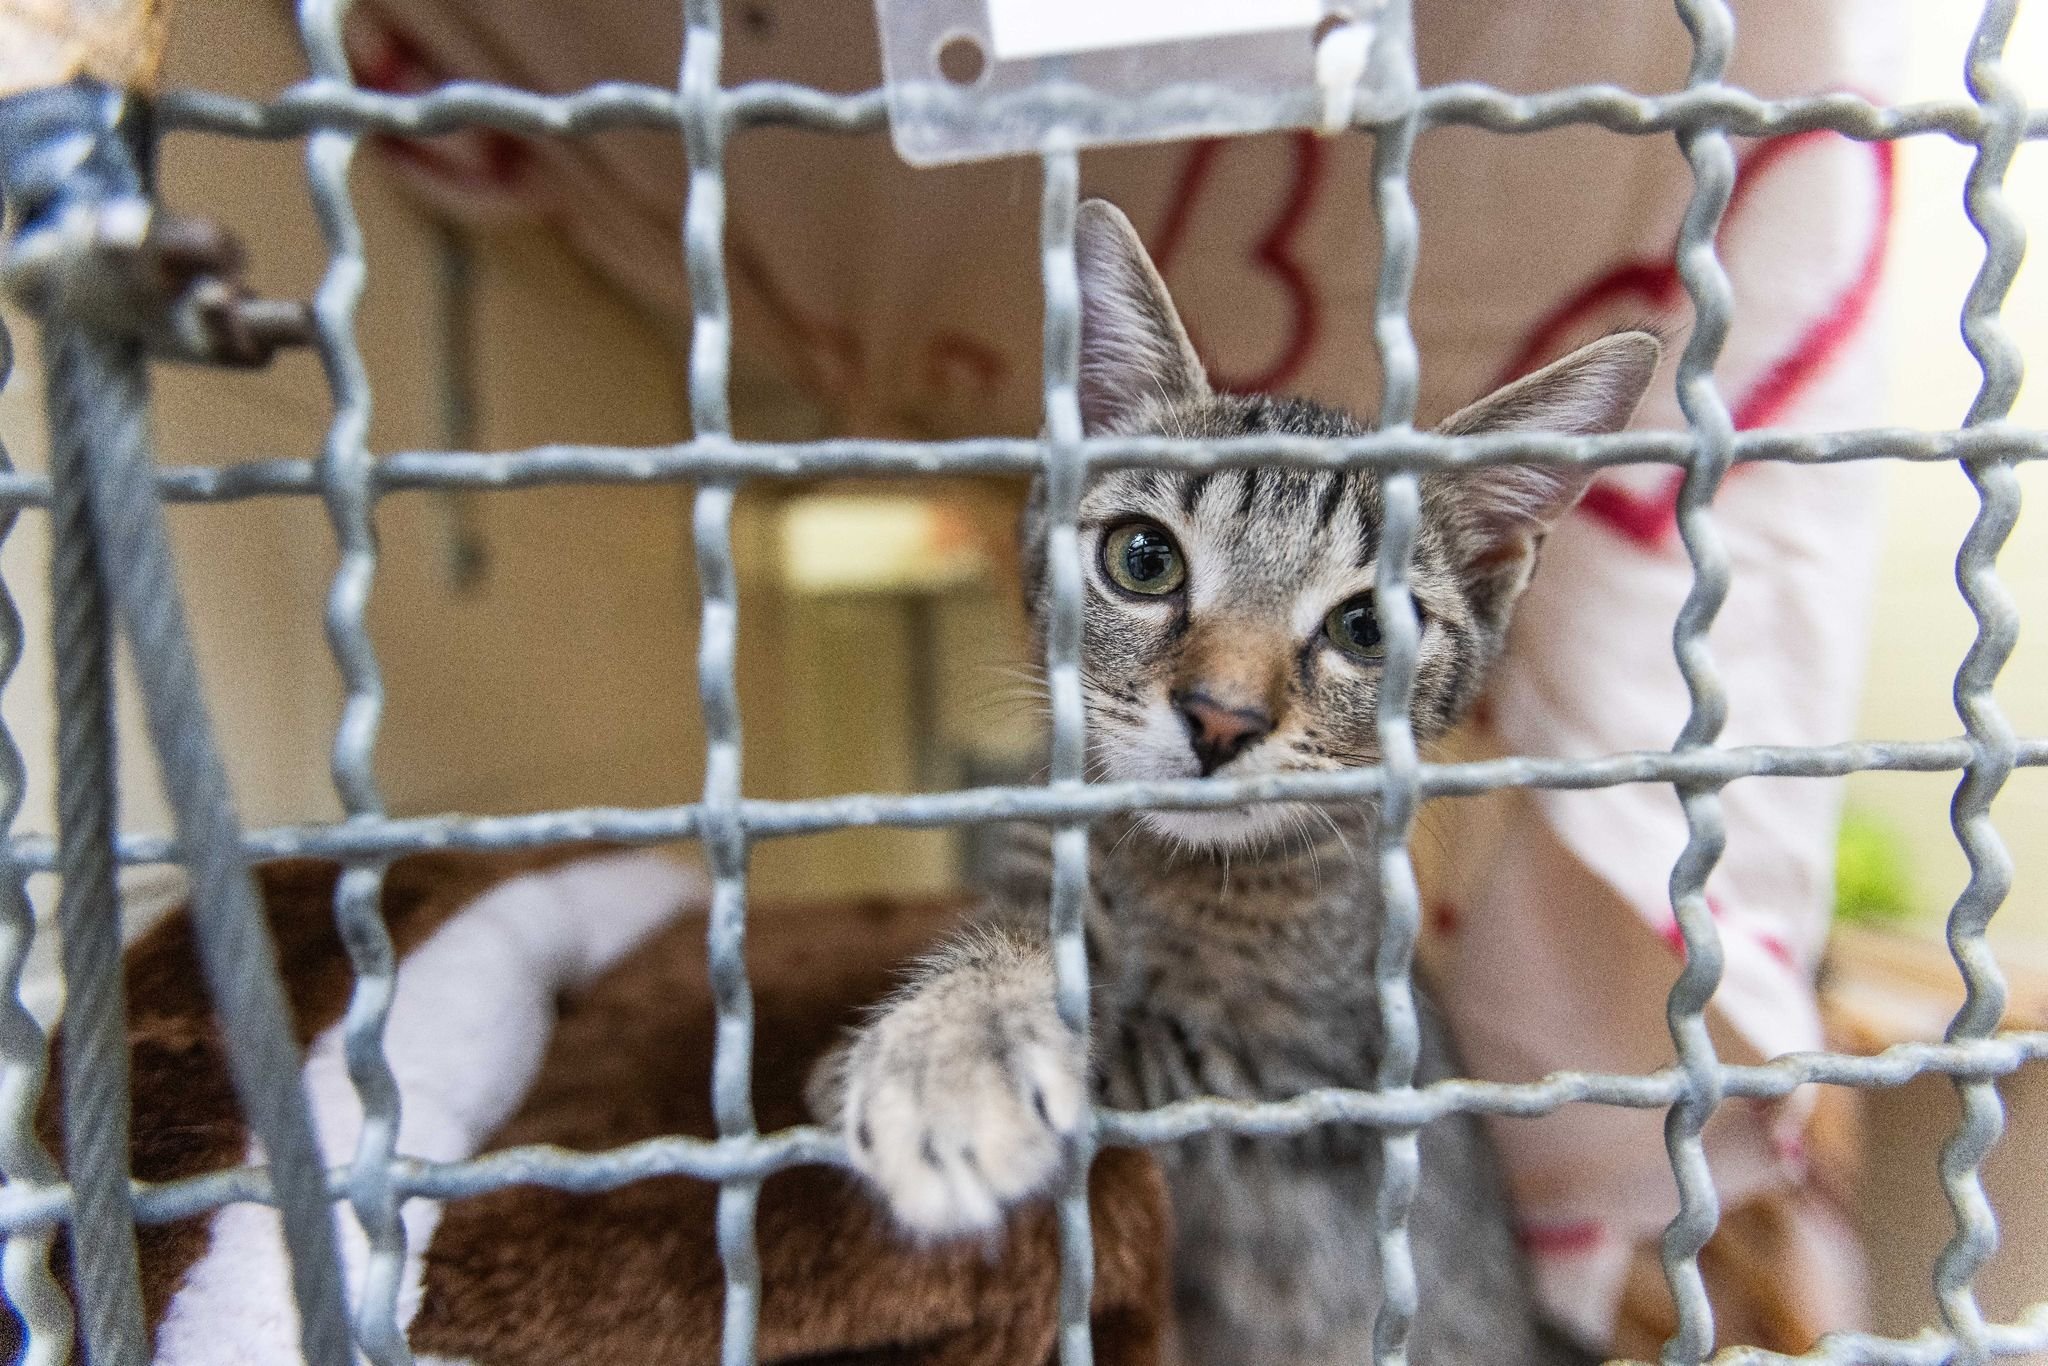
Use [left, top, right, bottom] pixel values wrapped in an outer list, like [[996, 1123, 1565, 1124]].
[[828, 947, 1087, 1239]]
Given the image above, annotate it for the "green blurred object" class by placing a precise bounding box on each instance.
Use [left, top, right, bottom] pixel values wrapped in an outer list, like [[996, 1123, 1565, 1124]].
[[1834, 805, 1915, 926]]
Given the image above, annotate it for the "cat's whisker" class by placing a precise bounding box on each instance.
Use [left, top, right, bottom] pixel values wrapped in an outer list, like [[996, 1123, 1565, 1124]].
[[990, 672, 1052, 692], [981, 685, 1052, 710], [1294, 805, 1327, 870], [981, 705, 1049, 728], [1279, 804, 1322, 885], [1308, 803, 1358, 865], [1155, 825, 1188, 872], [975, 700, 1054, 730]]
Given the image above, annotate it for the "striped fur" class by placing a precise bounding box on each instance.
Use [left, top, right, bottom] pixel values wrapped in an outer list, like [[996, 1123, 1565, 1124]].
[[816, 201, 1657, 1364]]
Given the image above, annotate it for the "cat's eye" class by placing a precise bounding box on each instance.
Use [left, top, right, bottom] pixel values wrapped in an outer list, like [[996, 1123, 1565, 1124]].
[[1324, 595, 1386, 660], [1102, 522, 1186, 597]]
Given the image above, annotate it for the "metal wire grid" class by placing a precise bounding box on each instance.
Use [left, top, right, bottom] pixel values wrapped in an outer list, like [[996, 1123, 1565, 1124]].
[[0, 0, 2042, 1362]]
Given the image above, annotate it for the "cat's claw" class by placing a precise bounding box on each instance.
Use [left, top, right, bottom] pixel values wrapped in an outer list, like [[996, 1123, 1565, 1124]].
[[828, 959, 1087, 1240]]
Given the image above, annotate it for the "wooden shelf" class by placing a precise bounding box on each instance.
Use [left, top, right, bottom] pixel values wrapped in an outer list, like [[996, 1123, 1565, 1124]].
[[1821, 925, 2048, 1055]]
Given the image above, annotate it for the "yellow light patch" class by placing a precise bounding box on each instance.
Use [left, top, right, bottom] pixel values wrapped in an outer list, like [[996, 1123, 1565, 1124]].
[[778, 494, 989, 594]]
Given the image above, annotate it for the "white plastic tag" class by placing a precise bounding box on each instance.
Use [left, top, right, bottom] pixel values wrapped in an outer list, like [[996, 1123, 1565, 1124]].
[[873, 0, 1414, 167], [986, 0, 1321, 61]]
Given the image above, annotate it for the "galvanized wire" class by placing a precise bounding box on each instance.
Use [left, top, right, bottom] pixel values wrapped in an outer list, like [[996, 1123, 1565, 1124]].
[[1934, 3, 2028, 1362], [1366, 102, 1426, 1366], [0, 1030, 2043, 1238], [2, 80, 356, 1359], [56, 333, 363, 1366], [0, 313, 71, 1366], [2, 0, 2045, 1361], [1657, 2, 1740, 1359], [0, 423, 2037, 511], [1, 734, 2044, 872], [3, 76, 364, 1363], [674, 0, 767, 1359], [1036, 142, 1097, 1366], [43, 323, 147, 1366], [40, 308, 360, 1362], [296, 0, 416, 1357], [148, 78, 2048, 148]]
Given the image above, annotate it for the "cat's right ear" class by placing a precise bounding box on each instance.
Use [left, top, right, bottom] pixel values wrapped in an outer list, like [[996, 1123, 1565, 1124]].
[[1424, 329, 1660, 625], [1429, 329, 1663, 560], [1075, 199, 1209, 434]]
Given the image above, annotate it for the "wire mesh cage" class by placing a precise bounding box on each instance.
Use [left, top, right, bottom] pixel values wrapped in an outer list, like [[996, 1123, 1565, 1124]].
[[0, 0, 2044, 1363]]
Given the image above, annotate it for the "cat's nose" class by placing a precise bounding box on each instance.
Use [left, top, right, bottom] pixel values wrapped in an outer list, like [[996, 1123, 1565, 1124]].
[[1174, 689, 1272, 776]]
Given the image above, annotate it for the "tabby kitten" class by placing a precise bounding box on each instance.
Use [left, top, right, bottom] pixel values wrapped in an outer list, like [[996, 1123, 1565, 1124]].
[[812, 200, 1658, 1365]]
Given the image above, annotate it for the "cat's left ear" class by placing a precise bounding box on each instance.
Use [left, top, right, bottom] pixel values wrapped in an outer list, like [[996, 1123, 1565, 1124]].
[[1426, 330, 1661, 586], [1075, 199, 1210, 434]]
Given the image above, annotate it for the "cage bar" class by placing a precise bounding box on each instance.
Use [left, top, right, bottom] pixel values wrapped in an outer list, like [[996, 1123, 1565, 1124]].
[[1036, 140, 1098, 1366], [1933, 1, 2029, 1361], [294, 0, 416, 1358], [1655, 1, 1743, 1358], [1365, 96, 1426, 1366]]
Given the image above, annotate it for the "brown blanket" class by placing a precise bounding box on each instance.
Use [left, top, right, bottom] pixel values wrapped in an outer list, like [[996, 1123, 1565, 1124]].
[[9, 849, 1170, 1364]]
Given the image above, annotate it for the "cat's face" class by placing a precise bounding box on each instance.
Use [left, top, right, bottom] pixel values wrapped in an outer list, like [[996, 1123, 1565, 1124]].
[[1022, 200, 1660, 851]]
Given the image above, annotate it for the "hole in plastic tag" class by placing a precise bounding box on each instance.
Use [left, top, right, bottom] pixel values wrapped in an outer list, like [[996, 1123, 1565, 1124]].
[[874, 0, 1414, 166]]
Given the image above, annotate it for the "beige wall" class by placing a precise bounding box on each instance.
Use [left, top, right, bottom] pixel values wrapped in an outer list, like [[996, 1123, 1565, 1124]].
[[1859, 1071, 2048, 1349], [0, 0, 712, 966], [0, 0, 981, 936]]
